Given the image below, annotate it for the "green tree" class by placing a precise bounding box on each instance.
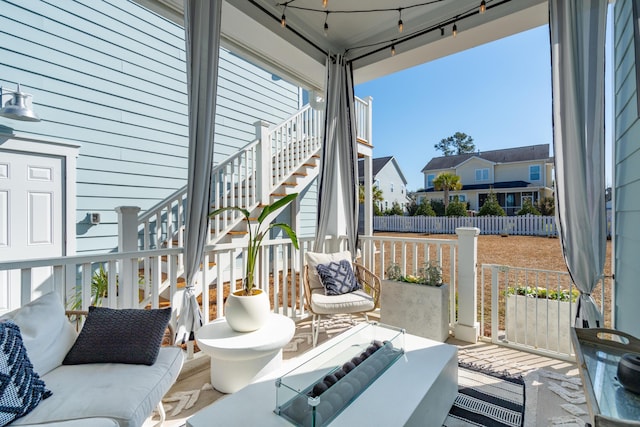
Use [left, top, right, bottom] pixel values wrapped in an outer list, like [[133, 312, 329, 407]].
[[537, 196, 555, 216], [385, 201, 404, 216], [430, 199, 446, 216], [415, 199, 436, 216], [359, 184, 384, 216], [434, 132, 476, 156], [478, 189, 505, 216], [517, 198, 541, 216], [433, 172, 462, 210], [446, 201, 468, 217]]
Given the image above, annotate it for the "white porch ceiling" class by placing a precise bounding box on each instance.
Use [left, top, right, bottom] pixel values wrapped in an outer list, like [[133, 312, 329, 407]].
[[135, 0, 548, 90]]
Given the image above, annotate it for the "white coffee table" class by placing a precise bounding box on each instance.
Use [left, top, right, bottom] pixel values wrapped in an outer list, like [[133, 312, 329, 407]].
[[195, 313, 295, 393], [188, 322, 458, 426]]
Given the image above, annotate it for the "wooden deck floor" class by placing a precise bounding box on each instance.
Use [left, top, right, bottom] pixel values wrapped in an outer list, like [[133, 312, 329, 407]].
[[145, 318, 590, 427]]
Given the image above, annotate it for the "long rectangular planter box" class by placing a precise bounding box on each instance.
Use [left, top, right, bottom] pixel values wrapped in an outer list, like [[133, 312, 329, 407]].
[[380, 279, 449, 342], [505, 294, 575, 354]]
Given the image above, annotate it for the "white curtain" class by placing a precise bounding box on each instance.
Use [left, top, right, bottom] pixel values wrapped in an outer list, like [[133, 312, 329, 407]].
[[314, 55, 359, 256], [175, 0, 222, 344], [549, 0, 607, 328]]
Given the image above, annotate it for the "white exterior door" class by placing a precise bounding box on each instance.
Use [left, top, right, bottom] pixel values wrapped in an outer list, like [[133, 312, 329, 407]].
[[0, 151, 64, 312]]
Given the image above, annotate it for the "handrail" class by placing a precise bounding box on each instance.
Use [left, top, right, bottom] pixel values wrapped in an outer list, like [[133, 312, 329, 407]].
[[0, 248, 183, 270]]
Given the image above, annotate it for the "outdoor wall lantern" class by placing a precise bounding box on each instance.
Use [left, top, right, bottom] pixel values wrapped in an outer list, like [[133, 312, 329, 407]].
[[0, 84, 41, 122]]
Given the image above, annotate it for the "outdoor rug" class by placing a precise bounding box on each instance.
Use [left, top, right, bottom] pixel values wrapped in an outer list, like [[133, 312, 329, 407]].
[[443, 362, 526, 427]]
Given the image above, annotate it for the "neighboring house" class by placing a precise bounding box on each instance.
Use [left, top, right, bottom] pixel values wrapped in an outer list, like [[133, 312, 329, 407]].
[[416, 144, 554, 215], [0, 0, 304, 256], [358, 156, 410, 212]]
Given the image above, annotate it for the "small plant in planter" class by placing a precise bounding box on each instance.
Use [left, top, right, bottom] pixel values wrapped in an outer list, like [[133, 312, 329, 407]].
[[386, 260, 443, 287], [505, 285, 579, 302], [382, 260, 449, 341], [208, 193, 299, 332]]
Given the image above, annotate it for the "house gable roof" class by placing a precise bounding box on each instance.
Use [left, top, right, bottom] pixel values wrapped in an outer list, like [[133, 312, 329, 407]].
[[358, 156, 408, 185], [421, 144, 552, 173]]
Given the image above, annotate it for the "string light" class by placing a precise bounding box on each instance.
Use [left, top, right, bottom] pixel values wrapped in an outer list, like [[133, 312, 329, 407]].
[[273, 0, 503, 62], [323, 12, 329, 36], [281, 4, 287, 28]]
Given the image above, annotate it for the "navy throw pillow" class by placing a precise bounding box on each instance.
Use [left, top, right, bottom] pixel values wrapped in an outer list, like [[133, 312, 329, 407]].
[[63, 306, 171, 366], [0, 320, 51, 427], [316, 260, 360, 295]]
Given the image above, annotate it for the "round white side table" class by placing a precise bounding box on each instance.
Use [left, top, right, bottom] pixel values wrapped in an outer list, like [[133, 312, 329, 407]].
[[195, 313, 295, 393]]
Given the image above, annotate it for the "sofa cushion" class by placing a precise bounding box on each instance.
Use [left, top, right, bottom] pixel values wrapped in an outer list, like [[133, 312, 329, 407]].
[[63, 306, 171, 366], [316, 260, 360, 295], [0, 321, 51, 427], [309, 288, 375, 315], [305, 251, 353, 290], [17, 419, 119, 427], [0, 292, 77, 377], [12, 347, 184, 427]]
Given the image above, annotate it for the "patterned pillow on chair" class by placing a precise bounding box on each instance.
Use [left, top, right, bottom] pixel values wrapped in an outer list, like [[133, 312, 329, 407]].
[[0, 320, 51, 427], [316, 260, 361, 295]]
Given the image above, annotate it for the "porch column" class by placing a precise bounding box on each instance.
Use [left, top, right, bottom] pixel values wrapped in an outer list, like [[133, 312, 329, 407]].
[[454, 227, 480, 343], [255, 120, 271, 204], [116, 206, 140, 308], [363, 154, 373, 236]]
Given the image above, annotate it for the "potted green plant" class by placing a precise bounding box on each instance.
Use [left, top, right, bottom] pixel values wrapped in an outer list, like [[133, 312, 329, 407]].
[[381, 260, 450, 342], [209, 193, 299, 332]]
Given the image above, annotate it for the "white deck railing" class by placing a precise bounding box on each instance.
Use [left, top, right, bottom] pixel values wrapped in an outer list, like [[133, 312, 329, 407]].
[[375, 215, 559, 236], [479, 263, 613, 361], [359, 234, 459, 327]]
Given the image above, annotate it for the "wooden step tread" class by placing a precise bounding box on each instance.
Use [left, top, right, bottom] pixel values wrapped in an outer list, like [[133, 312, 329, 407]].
[[228, 230, 248, 236], [293, 172, 307, 177]]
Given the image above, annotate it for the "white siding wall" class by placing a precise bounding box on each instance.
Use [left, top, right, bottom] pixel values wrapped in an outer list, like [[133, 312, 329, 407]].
[[457, 158, 494, 185], [297, 178, 318, 238], [0, 0, 300, 254], [614, 0, 640, 336], [375, 162, 407, 211], [494, 161, 537, 183]]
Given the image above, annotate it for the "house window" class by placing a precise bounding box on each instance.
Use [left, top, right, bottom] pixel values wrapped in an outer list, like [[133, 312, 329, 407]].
[[475, 168, 489, 181], [390, 183, 394, 192], [529, 165, 541, 181], [449, 194, 466, 203], [374, 179, 380, 188], [427, 174, 435, 188]]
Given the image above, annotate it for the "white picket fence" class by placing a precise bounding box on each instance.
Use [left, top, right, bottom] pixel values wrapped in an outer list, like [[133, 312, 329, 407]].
[[374, 215, 558, 236]]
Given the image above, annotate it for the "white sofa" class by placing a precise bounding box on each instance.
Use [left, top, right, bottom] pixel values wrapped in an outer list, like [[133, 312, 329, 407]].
[[0, 292, 184, 427]]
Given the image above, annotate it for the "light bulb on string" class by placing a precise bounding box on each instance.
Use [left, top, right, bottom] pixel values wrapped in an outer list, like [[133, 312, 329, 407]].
[[322, 0, 328, 8], [398, 9, 403, 33], [440, 27, 444, 36], [323, 12, 329, 36], [452, 23, 457, 37], [480, 1, 486, 14], [281, 4, 287, 28], [391, 44, 396, 56]]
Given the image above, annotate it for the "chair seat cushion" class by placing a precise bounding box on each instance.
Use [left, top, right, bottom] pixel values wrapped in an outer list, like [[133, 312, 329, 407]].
[[310, 288, 375, 315]]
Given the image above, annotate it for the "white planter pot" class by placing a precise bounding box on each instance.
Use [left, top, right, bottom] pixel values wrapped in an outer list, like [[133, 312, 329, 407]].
[[224, 289, 270, 332], [505, 294, 574, 354], [380, 280, 449, 342]]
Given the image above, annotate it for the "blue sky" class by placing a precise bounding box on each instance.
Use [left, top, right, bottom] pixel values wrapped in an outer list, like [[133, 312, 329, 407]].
[[355, 22, 613, 192]]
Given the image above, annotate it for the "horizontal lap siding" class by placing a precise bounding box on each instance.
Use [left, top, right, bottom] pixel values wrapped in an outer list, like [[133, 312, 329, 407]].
[[0, 0, 300, 254], [614, 1, 640, 336]]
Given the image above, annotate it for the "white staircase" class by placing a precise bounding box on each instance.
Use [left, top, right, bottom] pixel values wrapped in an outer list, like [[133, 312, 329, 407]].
[[136, 103, 325, 307]]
